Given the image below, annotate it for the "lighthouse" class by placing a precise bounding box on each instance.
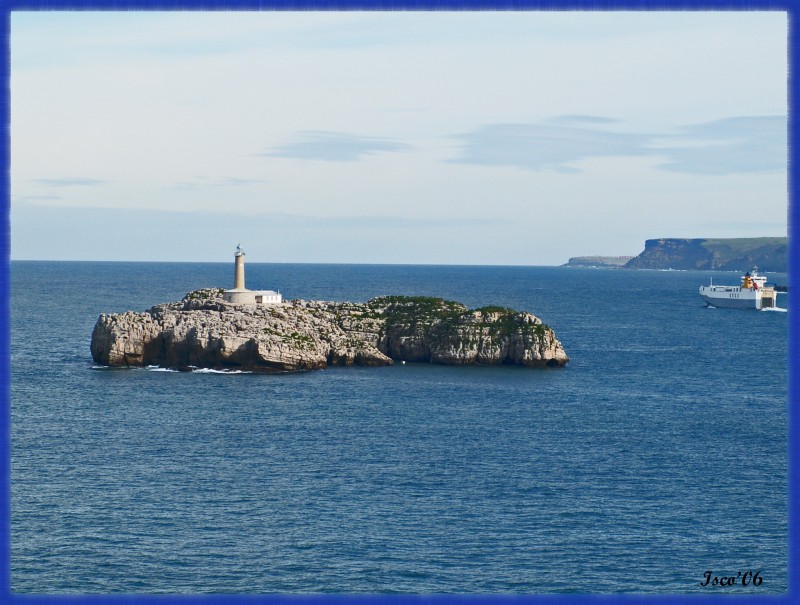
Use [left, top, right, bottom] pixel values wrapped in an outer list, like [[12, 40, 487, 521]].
[[222, 245, 283, 305], [234, 244, 246, 289]]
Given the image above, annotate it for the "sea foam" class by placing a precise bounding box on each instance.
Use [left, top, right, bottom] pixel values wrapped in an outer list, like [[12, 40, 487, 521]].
[[191, 368, 252, 374]]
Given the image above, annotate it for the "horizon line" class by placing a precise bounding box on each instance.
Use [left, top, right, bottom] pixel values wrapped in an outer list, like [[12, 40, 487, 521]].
[[8, 258, 570, 268]]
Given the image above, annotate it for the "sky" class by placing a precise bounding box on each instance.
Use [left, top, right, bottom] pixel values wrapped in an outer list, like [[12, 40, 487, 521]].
[[10, 11, 788, 265]]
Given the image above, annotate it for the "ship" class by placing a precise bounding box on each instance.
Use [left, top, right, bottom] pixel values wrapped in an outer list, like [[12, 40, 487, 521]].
[[699, 269, 778, 309]]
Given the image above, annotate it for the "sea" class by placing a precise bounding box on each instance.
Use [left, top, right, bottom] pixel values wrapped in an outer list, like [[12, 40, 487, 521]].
[[9, 262, 789, 594]]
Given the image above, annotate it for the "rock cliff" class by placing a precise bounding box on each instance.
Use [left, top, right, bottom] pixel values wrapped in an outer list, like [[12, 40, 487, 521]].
[[91, 290, 569, 372], [624, 237, 787, 272]]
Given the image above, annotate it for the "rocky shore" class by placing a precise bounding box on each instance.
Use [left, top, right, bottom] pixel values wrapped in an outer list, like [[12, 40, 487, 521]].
[[91, 289, 569, 372]]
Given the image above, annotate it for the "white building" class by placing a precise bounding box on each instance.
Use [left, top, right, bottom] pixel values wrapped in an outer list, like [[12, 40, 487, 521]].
[[222, 245, 283, 305]]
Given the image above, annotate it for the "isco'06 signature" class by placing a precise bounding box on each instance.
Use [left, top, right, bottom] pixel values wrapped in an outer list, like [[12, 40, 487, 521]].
[[701, 570, 763, 587]]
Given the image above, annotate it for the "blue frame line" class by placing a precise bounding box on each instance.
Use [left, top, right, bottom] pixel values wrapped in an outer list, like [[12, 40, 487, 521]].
[[1, 2, 796, 604], [0, 1, 796, 9]]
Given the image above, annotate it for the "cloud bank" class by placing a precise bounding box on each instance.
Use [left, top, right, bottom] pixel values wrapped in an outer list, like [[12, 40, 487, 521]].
[[450, 115, 786, 175], [33, 177, 107, 187], [261, 131, 412, 162]]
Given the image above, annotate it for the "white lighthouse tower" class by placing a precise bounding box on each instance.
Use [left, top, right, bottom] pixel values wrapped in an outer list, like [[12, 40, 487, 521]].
[[234, 244, 245, 290], [222, 244, 282, 305]]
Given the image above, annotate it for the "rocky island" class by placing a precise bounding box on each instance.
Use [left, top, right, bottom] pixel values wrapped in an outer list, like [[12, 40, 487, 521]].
[[562, 255, 633, 268], [91, 290, 569, 373]]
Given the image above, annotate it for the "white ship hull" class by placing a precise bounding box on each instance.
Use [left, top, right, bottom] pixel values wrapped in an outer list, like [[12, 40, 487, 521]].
[[700, 291, 761, 309]]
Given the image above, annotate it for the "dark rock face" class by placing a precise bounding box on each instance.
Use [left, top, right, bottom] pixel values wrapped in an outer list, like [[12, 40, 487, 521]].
[[624, 237, 788, 272], [624, 239, 714, 270], [91, 292, 569, 373]]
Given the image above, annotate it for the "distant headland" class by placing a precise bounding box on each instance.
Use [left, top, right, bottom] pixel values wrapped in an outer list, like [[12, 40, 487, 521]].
[[562, 256, 633, 269], [91, 248, 569, 373], [564, 237, 787, 272]]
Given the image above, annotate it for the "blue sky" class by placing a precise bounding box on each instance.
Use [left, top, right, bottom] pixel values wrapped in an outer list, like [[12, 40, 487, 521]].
[[10, 11, 788, 264]]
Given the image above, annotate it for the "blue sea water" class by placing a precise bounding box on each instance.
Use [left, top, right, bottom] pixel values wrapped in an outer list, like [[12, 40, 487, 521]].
[[10, 262, 788, 594]]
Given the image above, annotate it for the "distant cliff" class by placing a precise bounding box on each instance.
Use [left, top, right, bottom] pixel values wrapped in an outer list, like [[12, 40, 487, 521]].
[[562, 256, 633, 268], [624, 237, 787, 272], [91, 290, 569, 372]]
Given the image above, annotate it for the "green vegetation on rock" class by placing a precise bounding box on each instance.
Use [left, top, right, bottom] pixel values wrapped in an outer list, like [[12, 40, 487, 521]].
[[184, 287, 225, 300], [370, 296, 464, 324], [368, 296, 554, 358]]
